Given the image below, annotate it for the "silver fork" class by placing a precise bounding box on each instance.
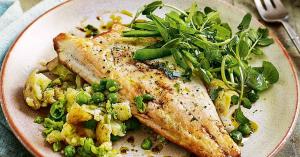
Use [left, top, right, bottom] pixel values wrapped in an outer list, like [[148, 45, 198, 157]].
[[254, 0, 300, 53]]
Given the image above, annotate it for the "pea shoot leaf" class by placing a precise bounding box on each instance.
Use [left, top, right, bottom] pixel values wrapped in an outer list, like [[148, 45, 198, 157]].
[[125, 1, 279, 112], [186, 2, 198, 23], [262, 61, 279, 84], [245, 67, 269, 91], [142, 1, 163, 15], [204, 7, 216, 15], [235, 107, 250, 124], [237, 40, 250, 58], [257, 27, 269, 38], [258, 38, 274, 46], [151, 14, 170, 41], [238, 13, 252, 31], [192, 11, 205, 28]]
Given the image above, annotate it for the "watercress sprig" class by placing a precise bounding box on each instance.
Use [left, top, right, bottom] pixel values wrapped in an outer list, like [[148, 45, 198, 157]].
[[124, 1, 279, 140]]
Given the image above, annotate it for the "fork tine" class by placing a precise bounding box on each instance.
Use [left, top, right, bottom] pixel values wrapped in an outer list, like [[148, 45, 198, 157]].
[[263, 0, 275, 10], [254, 0, 266, 14], [273, 0, 286, 10]]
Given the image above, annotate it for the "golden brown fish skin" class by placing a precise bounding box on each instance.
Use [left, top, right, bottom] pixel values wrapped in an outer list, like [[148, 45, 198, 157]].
[[54, 24, 241, 157]]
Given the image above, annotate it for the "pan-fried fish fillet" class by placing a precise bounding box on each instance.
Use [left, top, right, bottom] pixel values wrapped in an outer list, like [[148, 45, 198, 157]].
[[53, 24, 240, 157]]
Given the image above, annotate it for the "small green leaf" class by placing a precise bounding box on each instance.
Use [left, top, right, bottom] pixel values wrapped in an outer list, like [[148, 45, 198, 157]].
[[206, 12, 220, 24], [248, 29, 258, 41], [235, 107, 250, 124], [142, 1, 163, 15], [258, 38, 274, 46], [213, 24, 232, 41], [252, 47, 264, 55], [192, 11, 204, 28], [204, 7, 216, 15], [231, 95, 239, 105], [186, 2, 198, 23], [246, 68, 269, 91], [246, 90, 259, 103], [262, 61, 279, 84], [257, 27, 269, 38], [238, 13, 252, 31], [237, 40, 250, 58], [165, 11, 186, 26], [151, 14, 170, 41]]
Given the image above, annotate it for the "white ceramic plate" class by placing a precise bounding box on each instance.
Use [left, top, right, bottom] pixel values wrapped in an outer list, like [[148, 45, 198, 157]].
[[0, 0, 299, 157]]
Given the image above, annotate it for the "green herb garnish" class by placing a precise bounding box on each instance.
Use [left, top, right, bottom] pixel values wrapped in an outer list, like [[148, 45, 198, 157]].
[[126, 1, 279, 139]]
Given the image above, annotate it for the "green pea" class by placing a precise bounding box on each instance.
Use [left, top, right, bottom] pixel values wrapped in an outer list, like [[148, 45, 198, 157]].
[[142, 94, 154, 101], [76, 92, 91, 105], [108, 93, 118, 103], [242, 98, 252, 109], [135, 96, 145, 113], [50, 101, 65, 120], [231, 95, 239, 105], [238, 123, 252, 137], [92, 83, 102, 92], [83, 119, 98, 130], [230, 130, 243, 144], [247, 90, 259, 103], [64, 145, 76, 157], [92, 92, 105, 103], [34, 116, 44, 124], [99, 79, 108, 91], [106, 79, 120, 92], [52, 141, 62, 152], [141, 137, 153, 150]]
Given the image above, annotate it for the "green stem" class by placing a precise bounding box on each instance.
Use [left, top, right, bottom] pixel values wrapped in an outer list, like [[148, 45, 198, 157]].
[[199, 20, 208, 32], [164, 4, 188, 16], [229, 69, 235, 84], [245, 37, 260, 60], [237, 66, 244, 106], [208, 63, 239, 72], [221, 55, 237, 90]]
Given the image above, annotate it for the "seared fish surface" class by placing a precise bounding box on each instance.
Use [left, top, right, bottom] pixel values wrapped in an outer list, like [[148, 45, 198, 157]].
[[54, 24, 240, 157]]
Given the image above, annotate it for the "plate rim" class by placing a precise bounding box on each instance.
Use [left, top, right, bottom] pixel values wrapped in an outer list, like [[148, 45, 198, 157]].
[[0, 0, 298, 157]]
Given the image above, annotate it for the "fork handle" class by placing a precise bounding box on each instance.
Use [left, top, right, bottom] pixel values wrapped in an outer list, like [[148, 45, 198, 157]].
[[281, 20, 300, 54]]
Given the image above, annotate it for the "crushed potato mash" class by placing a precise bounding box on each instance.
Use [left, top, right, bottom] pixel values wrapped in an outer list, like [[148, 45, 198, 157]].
[[24, 61, 136, 157]]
